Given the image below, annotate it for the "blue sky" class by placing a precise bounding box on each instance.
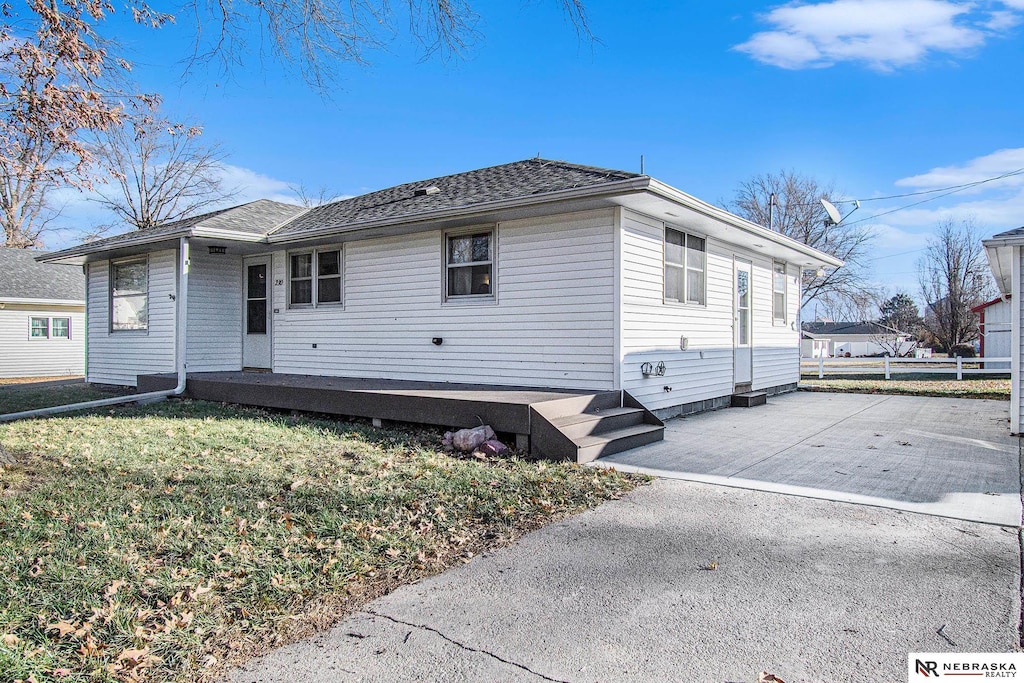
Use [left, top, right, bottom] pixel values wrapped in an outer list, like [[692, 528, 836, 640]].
[[49, 0, 1024, 310]]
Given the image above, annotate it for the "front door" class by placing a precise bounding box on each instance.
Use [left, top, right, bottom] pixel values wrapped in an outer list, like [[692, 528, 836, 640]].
[[734, 259, 753, 386], [242, 257, 272, 369]]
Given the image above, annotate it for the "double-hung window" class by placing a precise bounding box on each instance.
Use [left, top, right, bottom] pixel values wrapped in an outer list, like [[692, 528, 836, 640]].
[[773, 261, 787, 324], [289, 248, 342, 307], [111, 258, 149, 331], [664, 227, 706, 305], [446, 229, 494, 300], [29, 317, 49, 339]]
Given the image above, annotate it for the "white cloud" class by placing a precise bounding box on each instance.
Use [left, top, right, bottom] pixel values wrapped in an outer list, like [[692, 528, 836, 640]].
[[734, 0, 1016, 70], [894, 147, 1024, 190], [868, 222, 931, 249]]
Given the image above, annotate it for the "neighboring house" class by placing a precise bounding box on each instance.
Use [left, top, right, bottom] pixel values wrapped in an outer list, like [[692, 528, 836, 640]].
[[971, 296, 1011, 368], [982, 228, 1024, 432], [39, 159, 841, 420], [801, 321, 916, 358], [0, 248, 85, 378]]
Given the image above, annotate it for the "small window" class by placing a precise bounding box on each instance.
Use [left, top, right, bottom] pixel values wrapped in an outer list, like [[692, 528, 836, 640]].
[[289, 249, 342, 307], [773, 261, 787, 323], [446, 230, 494, 299], [52, 317, 70, 339], [111, 258, 149, 331], [664, 227, 706, 305], [29, 317, 49, 339]]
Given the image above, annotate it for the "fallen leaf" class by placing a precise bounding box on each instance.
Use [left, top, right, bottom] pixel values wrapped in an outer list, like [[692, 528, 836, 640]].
[[758, 673, 787, 683], [2, 633, 19, 646], [47, 622, 76, 638]]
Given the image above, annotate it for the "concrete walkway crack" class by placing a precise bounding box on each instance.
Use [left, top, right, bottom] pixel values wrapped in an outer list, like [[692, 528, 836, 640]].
[[364, 608, 571, 683], [727, 394, 894, 478]]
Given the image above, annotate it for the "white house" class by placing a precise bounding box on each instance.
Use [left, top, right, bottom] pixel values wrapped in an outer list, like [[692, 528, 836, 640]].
[[982, 228, 1024, 433], [971, 296, 1011, 369], [39, 159, 841, 422], [801, 321, 917, 358], [0, 248, 85, 378]]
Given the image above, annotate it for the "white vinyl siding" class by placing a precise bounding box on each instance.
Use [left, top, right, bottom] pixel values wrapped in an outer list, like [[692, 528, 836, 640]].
[[1016, 246, 1024, 433], [186, 250, 243, 372], [270, 209, 616, 390], [620, 210, 735, 412], [0, 306, 84, 377], [86, 249, 177, 386], [751, 259, 800, 390], [620, 209, 800, 412]]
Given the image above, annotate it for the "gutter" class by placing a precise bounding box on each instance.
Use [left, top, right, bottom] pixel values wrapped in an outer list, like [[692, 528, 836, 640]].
[[1, 237, 192, 423]]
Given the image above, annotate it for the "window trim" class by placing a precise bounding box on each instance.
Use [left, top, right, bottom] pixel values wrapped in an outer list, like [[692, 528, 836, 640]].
[[287, 246, 344, 309], [51, 316, 71, 339], [109, 256, 150, 333], [773, 260, 788, 325], [662, 225, 707, 307], [443, 226, 497, 303], [29, 316, 49, 340]]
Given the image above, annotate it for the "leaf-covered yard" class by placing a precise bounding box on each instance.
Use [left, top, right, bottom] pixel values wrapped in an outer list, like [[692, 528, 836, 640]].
[[0, 400, 640, 682]]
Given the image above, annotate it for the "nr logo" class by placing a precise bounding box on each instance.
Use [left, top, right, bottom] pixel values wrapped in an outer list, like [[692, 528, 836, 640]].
[[916, 659, 940, 677]]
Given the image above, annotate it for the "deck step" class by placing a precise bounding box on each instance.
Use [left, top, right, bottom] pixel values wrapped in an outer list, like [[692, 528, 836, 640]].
[[731, 391, 767, 408], [550, 407, 645, 438], [575, 424, 665, 464]]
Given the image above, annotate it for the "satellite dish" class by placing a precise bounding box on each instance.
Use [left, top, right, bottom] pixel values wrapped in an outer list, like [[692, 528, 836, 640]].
[[821, 199, 842, 226]]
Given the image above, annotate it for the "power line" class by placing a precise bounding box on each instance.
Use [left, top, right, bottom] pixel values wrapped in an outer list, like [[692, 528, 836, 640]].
[[854, 167, 1024, 202]]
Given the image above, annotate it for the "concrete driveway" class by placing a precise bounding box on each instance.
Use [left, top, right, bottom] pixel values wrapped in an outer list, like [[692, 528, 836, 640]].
[[599, 392, 1022, 526], [229, 479, 1020, 683]]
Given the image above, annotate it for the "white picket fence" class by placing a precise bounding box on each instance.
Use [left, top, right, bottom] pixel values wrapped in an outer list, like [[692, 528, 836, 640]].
[[802, 356, 1012, 380]]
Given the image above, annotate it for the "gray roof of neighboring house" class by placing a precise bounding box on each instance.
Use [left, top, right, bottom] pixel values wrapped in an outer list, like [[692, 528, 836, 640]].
[[990, 226, 1024, 239], [802, 321, 907, 337], [0, 248, 85, 301], [273, 158, 643, 237], [42, 199, 304, 258]]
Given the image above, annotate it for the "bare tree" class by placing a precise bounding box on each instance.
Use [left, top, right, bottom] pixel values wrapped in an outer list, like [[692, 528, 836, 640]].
[[91, 114, 236, 230], [289, 183, 343, 208], [0, 1, 591, 246], [917, 218, 994, 352], [727, 170, 875, 311]]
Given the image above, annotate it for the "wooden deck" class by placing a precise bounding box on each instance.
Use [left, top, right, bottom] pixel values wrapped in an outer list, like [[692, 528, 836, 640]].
[[136, 371, 607, 438]]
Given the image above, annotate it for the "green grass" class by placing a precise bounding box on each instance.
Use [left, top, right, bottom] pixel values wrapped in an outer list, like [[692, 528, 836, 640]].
[[0, 383, 128, 415], [800, 378, 1011, 400], [0, 400, 641, 682]]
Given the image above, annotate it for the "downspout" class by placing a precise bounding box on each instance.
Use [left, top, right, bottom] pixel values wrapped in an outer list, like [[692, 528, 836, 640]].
[[0, 237, 191, 423]]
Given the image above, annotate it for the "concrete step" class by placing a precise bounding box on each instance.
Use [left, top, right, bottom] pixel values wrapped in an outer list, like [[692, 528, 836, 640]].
[[575, 424, 665, 464], [550, 407, 645, 439], [731, 391, 767, 408]]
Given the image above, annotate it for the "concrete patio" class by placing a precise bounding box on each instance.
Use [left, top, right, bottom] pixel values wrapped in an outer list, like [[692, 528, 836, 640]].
[[598, 391, 1022, 526]]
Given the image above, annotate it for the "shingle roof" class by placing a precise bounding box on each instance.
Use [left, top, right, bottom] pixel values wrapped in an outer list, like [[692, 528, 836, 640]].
[[273, 158, 643, 237], [44, 199, 304, 257], [991, 226, 1024, 239], [0, 248, 84, 301], [802, 321, 907, 336]]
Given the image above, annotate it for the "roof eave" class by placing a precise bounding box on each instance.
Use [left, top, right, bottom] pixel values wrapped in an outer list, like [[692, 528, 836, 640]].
[[0, 296, 85, 306], [646, 179, 845, 268], [37, 227, 272, 264], [267, 176, 653, 244]]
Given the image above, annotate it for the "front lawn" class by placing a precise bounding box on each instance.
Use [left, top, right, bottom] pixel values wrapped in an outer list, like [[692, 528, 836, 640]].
[[800, 378, 1011, 400], [0, 383, 128, 415], [0, 400, 640, 682]]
